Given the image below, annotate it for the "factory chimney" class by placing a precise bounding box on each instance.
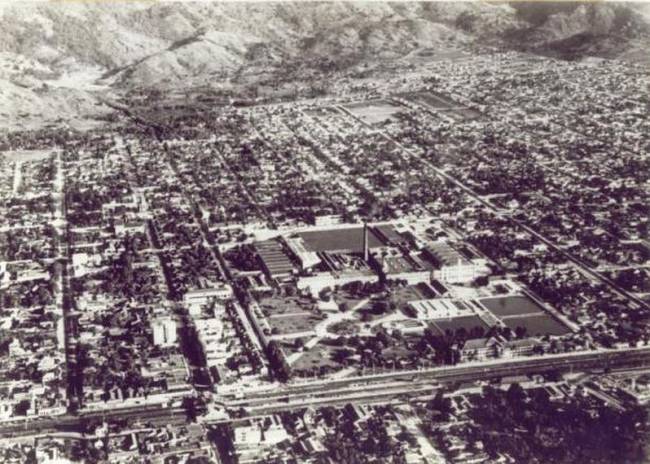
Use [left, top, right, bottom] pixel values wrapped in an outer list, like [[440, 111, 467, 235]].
[[363, 222, 369, 262]]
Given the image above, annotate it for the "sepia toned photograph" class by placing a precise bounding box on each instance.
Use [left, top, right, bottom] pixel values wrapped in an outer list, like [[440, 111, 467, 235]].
[[0, 0, 649, 462]]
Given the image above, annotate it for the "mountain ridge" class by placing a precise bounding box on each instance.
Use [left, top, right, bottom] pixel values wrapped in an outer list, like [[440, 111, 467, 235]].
[[0, 1, 647, 131]]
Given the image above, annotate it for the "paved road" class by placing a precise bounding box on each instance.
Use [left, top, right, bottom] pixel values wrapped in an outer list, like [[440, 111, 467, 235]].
[[215, 347, 650, 417], [337, 103, 650, 313], [0, 405, 186, 439], [80, 99, 650, 431]]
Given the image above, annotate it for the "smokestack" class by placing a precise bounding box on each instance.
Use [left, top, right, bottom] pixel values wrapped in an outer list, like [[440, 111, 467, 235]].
[[363, 223, 369, 262]]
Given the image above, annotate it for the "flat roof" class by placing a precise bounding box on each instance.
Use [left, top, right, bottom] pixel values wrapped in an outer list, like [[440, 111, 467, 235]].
[[298, 226, 385, 253], [424, 242, 470, 267]]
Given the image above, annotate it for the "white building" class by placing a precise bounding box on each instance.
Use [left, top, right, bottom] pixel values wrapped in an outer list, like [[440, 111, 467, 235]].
[[152, 317, 177, 347], [234, 415, 289, 463], [408, 298, 476, 320], [184, 285, 233, 316], [423, 241, 489, 284], [195, 318, 225, 370]]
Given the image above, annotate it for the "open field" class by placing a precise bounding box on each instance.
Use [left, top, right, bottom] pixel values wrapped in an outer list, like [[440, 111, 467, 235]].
[[432, 315, 489, 336], [298, 227, 384, 253], [407, 48, 469, 63], [502, 313, 571, 337], [2, 149, 54, 162], [396, 91, 482, 121], [398, 91, 459, 109], [443, 107, 482, 120], [259, 295, 315, 317], [480, 294, 570, 336], [480, 295, 544, 317], [344, 99, 403, 125], [290, 344, 340, 373], [391, 284, 436, 308], [268, 312, 321, 336]]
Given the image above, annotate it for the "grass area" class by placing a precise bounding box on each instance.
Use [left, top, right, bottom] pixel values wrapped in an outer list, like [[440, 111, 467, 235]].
[[391, 284, 436, 309], [268, 312, 323, 335], [397, 91, 482, 120], [502, 314, 570, 337], [291, 344, 341, 373], [431, 315, 489, 336], [344, 99, 403, 125], [259, 295, 314, 316], [327, 320, 359, 336], [382, 343, 413, 363], [298, 226, 384, 253], [480, 295, 544, 317], [333, 291, 363, 312], [408, 91, 458, 109]]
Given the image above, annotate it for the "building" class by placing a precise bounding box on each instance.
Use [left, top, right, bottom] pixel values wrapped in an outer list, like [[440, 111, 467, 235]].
[[378, 249, 433, 285], [422, 241, 488, 284], [184, 284, 233, 316], [255, 240, 294, 279], [234, 416, 290, 463], [407, 298, 476, 320], [152, 317, 177, 347]]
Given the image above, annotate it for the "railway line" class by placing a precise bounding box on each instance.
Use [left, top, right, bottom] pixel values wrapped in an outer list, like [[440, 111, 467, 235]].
[[205, 346, 650, 418]]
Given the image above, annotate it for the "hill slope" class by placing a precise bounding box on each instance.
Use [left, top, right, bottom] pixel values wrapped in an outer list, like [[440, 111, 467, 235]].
[[0, 1, 647, 131]]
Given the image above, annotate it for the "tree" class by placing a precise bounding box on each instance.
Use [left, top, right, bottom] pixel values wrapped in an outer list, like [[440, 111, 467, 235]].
[[13, 399, 30, 416], [373, 300, 389, 314], [267, 341, 291, 381], [506, 382, 526, 404], [473, 275, 489, 287], [429, 390, 453, 420], [333, 348, 355, 364], [182, 396, 199, 422], [319, 287, 332, 301]]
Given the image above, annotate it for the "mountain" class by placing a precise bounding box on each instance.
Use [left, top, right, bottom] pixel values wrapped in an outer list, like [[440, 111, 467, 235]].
[[0, 1, 647, 131], [505, 2, 650, 58]]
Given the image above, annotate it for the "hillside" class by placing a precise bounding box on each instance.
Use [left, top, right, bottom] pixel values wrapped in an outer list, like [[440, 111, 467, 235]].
[[0, 1, 648, 131]]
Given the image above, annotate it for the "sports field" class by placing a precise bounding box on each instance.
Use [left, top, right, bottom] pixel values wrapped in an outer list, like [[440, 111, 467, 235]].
[[397, 91, 482, 121], [502, 314, 570, 337], [480, 295, 544, 317], [481, 294, 570, 337], [344, 99, 403, 125]]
